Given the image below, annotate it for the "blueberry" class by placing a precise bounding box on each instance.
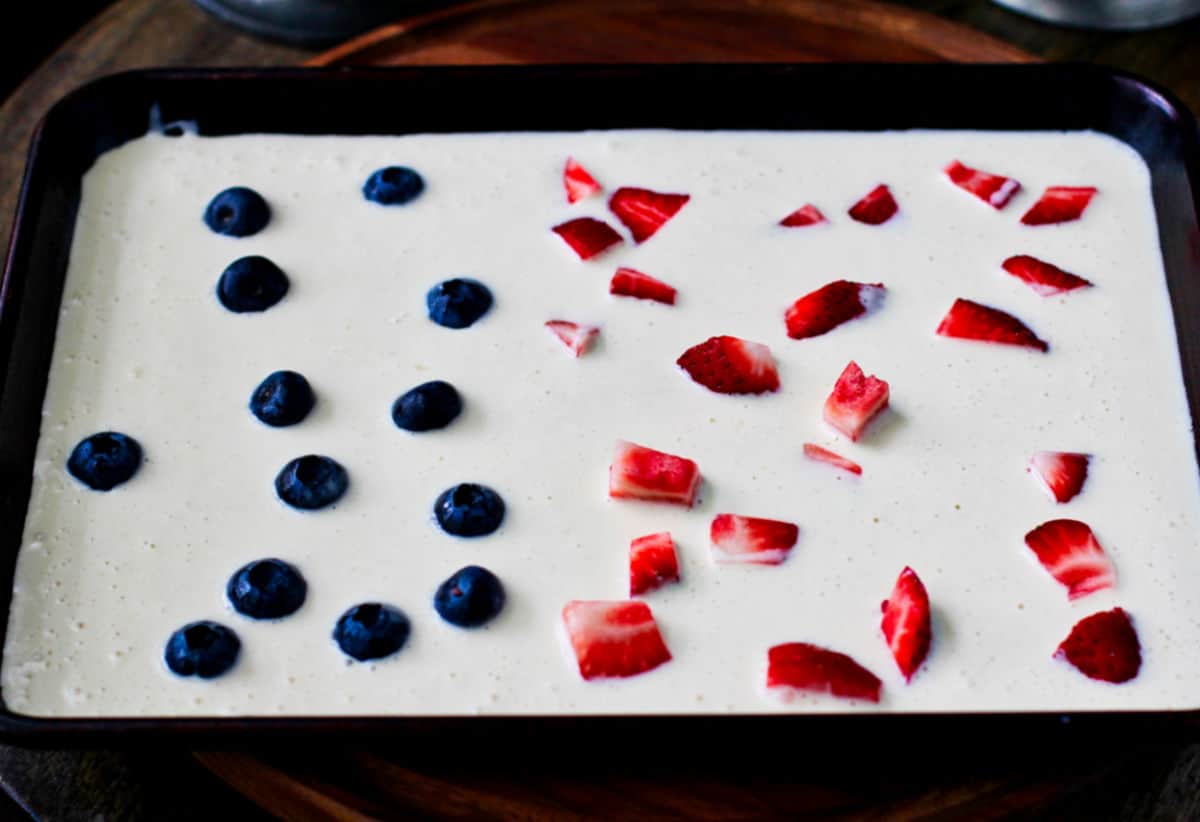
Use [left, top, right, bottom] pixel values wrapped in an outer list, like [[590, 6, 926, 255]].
[[216, 256, 289, 313], [333, 603, 410, 661], [434, 565, 506, 628], [434, 483, 505, 537], [275, 455, 348, 510], [204, 186, 270, 237], [426, 279, 493, 329], [226, 558, 307, 620], [392, 380, 462, 432], [363, 166, 425, 205], [66, 431, 142, 491], [164, 621, 241, 678], [250, 370, 314, 427]]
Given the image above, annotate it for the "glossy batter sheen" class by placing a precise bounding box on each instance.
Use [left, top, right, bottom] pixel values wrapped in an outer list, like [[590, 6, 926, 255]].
[[4, 129, 1199, 717]]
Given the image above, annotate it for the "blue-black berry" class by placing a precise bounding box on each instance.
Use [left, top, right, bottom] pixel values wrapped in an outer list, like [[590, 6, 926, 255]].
[[216, 256, 289, 313], [227, 558, 307, 620], [363, 166, 425, 205], [391, 380, 462, 432], [275, 455, 348, 510], [333, 603, 410, 661], [434, 483, 505, 537], [164, 621, 241, 678], [434, 565, 506, 628], [66, 432, 142, 491], [426, 278, 493, 329], [250, 370, 314, 427], [204, 187, 270, 237]]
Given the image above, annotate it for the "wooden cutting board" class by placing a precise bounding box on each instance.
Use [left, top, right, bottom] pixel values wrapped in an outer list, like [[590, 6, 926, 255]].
[[195, 734, 1144, 820], [308, 0, 1035, 66], [198, 3, 1048, 820]]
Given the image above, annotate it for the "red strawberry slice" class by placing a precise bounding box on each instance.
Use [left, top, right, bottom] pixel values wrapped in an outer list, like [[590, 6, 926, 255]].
[[1024, 519, 1115, 600], [822, 361, 889, 442], [629, 532, 680, 596], [562, 600, 672, 680], [710, 513, 799, 565], [803, 443, 862, 476], [1029, 451, 1091, 503], [564, 157, 601, 204], [880, 567, 932, 682], [935, 298, 1048, 352], [1002, 255, 1093, 297], [944, 160, 1021, 209], [608, 187, 690, 243], [767, 643, 882, 703], [847, 184, 898, 225], [785, 280, 885, 340], [545, 320, 600, 357], [609, 440, 701, 508], [1055, 607, 1141, 684], [610, 267, 677, 306], [780, 204, 827, 227], [551, 217, 623, 260], [677, 335, 780, 395], [1020, 186, 1098, 226]]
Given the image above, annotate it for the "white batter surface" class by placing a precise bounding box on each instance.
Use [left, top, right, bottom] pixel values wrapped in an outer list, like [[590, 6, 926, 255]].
[[5, 129, 1199, 717]]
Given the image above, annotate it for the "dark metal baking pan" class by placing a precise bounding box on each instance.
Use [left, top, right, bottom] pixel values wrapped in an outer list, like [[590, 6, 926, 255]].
[[1, 65, 1198, 743]]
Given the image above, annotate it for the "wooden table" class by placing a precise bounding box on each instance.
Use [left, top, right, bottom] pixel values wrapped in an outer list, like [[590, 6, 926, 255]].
[[0, 1, 1198, 819]]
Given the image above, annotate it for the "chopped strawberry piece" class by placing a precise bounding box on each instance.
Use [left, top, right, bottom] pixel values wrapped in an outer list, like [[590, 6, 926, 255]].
[[1055, 607, 1141, 684], [677, 335, 780, 395], [803, 443, 862, 476], [880, 567, 932, 682], [610, 267, 677, 305], [943, 160, 1021, 209], [609, 440, 701, 508], [847, 184, 898, 225], [1020, 186, 1098, 226], [545, 320, 600, 357], [822, 361, 889, 442], [564, 157, 602, 204], [785, 280, 885, 340], [551, 217, 622, 260], [1024, 519, 1115, 600], [608, 187, 690, 243], [935, 298, 1048, 352], [1029, 451, 1091, 503], [767, 643, 882, 703], [710, 513, 799, 565], [780, 204, 827, 227], [562, 600, 672, 680], [1002, 255, 1093, 297], [629, 532, 680, 596]]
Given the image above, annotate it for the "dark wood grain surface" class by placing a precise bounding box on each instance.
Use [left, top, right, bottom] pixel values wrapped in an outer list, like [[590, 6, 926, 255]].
[[308, 0, 1033, 65], [191, 739, 1200, 820], [0, 1, 1198, 819]]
